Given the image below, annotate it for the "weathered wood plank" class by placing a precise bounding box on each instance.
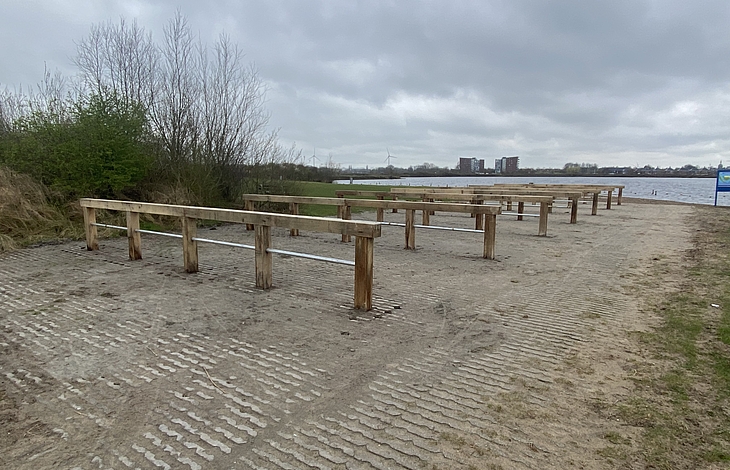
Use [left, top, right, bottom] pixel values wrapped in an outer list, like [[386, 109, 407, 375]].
[[289, 202, 299, 236], [182, 217, 198, 273], [245, 200, 254, 230], [475, 213, 484, 231], [255, 225, 272, 289], [239, 195, 503, 214], [405, 209, 416, 250], [570, 197, 579, 224], [354, 236, 374, 310], [422, 207, 430, 226], [80, 199, 382, 238], [83, 207, 98, 251], [483, 214, 496, 260], [126, 211, 142, 260], [538, 202, 549, 236], [341, 205, 352, 242], [592, 192, 599, 215]]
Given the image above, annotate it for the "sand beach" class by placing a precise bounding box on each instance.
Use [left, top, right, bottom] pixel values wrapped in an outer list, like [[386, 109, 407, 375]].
[[0, 199, 702, 468]]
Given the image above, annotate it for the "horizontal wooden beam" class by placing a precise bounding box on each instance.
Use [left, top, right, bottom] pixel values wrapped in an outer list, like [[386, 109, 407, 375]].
[[388, 191, 553, 203], [335, 190, 393, 197], [390, 187, 585, 198], [80, 198, 381, 238], [489, 183, 625, 190], [238, 194, 501, 214], [80, 198, 380, 311]]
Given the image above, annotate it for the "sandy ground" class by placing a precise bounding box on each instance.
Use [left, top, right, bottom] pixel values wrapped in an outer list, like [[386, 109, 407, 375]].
[[0, 199, 693, 469]]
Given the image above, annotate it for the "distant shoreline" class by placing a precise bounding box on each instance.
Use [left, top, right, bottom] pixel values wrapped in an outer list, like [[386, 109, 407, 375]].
[[341, 173, 717, 181]]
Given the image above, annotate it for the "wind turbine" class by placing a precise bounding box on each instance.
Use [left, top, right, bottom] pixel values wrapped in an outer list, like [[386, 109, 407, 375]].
[[385, 148, 396, 167], [310, 147, 320, 167]]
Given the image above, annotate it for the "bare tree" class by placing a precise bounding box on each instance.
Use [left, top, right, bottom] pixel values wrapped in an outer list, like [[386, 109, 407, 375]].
[[0, 87, 27, 132], [75, 17, 158, 108], [73, 11, 296, 202], [153, 11, 199, 171]]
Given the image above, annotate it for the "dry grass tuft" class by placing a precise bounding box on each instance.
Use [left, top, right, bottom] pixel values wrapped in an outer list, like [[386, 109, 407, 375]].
[[0, 166, 82, 251]]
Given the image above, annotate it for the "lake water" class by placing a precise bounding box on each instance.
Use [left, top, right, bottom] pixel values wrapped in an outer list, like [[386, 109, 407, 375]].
[[334, 176, 728, 206]]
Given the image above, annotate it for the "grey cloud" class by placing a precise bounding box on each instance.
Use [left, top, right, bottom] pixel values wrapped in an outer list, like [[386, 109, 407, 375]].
[[2, 0, 730, 168]]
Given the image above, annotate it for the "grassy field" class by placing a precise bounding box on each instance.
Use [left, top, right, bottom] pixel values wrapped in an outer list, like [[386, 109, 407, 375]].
[[601, 205, 730, 468], [291, 181, 394, 216]]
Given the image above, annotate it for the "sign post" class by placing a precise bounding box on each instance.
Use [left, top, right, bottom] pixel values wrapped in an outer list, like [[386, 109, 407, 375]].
[[715, 170, 730, 206]]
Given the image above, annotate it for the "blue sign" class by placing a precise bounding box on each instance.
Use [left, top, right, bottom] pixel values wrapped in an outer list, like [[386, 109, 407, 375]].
[[715, 170, 730, 205]]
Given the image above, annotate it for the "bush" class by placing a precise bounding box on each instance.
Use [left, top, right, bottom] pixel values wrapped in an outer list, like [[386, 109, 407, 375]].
[[0, 92, 152, 200]]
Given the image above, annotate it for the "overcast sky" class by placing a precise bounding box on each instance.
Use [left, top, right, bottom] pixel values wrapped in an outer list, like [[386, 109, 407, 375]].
[[2, 1, 730, 169]]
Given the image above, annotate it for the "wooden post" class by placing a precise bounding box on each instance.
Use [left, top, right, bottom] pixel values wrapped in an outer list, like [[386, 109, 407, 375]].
[[245, 200, 254, 230], [591, 192, 599, 215], [471, 199, 482, 222], [392, 196, 398, 213], [475, 213, 484, 231], [255, 225, 272, 289], [617, 187, 623, 206], [506, 201, 513, 211], [182, 216, 199, 273], [422, 208, 430, 226], [606, 190, 613, 209], [354, 236, 374, 310], [405, 209, 416, 250], [548, 201, 553, 214], [483, 214, 496, 260], [126, 211, 142, 260], [289, 203, 299, 236], [517, 201, 525, 221], [377, 195, 384, 222], [570, 197, 578, 224], [83, 207, 99, 251], [538, 202, 548, 236], [341, 205, 352, 242]]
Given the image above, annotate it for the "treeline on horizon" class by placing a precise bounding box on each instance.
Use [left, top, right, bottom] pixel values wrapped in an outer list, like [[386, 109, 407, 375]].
[[341, 162, 721, 179], [0, 12, 341, 213]]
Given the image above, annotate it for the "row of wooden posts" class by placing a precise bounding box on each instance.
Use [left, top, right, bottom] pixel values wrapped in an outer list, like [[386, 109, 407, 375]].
[[80, 199, 381, 310], [79, 184, 623, 311], [240, 194, 502, 249], [80, 196, 502, 311]]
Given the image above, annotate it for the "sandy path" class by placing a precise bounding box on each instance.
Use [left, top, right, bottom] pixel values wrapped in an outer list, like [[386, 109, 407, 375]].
[[0, 201, 693, 469]]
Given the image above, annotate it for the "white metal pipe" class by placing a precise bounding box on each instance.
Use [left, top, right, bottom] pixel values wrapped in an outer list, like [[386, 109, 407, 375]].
[[192, 237, 254, 250], [136, 229, 183, 239], [91, 223, 127, 231], [380, 222, 483, 233], [266, 248, 355, 266], [500, 212, 540, 217]]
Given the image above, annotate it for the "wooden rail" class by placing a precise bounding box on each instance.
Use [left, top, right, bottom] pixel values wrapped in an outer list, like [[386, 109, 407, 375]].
[[389, 187, 587, 224], [80, 198, 381, 310], [442, 187, 587, 221], [489, 183, 624, 206], [487, 183, 624, 208], [334, 190, 400, 214], [338, 190, 551, 236], [238, 194, 502, 259]]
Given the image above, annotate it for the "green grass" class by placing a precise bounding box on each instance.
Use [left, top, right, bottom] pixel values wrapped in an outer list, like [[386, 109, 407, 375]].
[[608, 206, 730, 467], [292, 181, 394, 217]]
